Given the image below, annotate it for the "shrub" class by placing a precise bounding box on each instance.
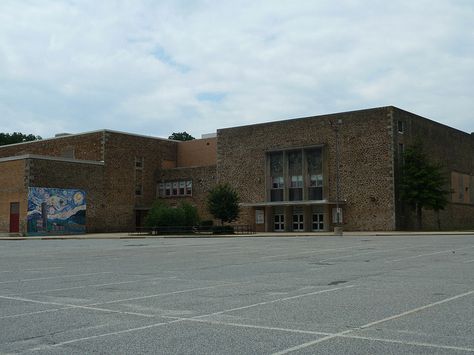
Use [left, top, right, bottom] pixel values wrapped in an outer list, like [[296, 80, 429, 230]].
[[144, 201, 199, 227], [212, 225, 234, 234]]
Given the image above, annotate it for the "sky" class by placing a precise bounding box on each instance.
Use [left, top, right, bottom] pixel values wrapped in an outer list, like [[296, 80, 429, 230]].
[[0, 0, 473, 139]]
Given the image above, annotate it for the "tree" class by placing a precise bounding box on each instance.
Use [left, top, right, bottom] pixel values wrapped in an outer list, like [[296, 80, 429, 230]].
[[168, 132, 195, 141], [207, 183, 240, 225], [0, 132, 42, 146], [400, 143, 449, 230]]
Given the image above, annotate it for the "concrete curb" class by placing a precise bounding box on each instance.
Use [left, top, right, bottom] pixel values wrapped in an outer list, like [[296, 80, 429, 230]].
[[1, 231, 474, 240]]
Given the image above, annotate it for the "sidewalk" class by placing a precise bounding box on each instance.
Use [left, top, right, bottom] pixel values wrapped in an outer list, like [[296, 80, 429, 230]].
[[1, 230, 474, 240]]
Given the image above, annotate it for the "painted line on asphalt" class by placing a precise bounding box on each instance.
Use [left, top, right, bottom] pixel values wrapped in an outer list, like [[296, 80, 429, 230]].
[[343, 334, 474, 353], [176, 317, 474, 353], [0, 282, 244, 319], [22, 266, 65, 272], [272, 289, 474, 354], [193, 285, 355, 319], [463, 259, 474, 263], [0, 295, 154, 318], [86, 282, 246, 306], [260, 245, 359, 259], [387, 245, 474, 263], [0, 271, 113, 284], [318, 244, 429, 263], [4, 275, 197, 297], [29, 319, 183, 352], [25, 285, 355, 352]]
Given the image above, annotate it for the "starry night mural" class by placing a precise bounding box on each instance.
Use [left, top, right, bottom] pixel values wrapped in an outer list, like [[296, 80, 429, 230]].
[[27, 187, 86, 235]]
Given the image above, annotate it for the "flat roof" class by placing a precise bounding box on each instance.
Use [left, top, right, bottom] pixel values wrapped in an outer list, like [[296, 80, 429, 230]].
[[0, 154, 104, 166]]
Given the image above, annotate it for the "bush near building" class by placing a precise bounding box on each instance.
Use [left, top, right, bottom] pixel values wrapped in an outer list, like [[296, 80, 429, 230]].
[[145, 201, 200, 227]]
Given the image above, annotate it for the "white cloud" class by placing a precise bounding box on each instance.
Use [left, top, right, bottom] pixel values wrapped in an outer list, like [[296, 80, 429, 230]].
[[0, 0, 473, 138]]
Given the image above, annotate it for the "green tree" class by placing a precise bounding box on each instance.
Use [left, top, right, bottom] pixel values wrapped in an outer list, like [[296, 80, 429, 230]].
[[400, 143, 449, 230], [168, 132, 195, 141], [207, 183, 240, 225], [0, 132, 42, 146]]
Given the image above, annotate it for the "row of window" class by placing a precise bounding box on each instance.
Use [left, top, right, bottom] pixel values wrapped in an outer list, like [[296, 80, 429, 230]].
[[158, 180, 193, 197], [268, 148, 324, 202]]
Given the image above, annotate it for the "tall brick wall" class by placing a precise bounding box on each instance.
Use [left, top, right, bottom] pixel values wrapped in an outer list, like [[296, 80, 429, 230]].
[[0, 132, 104, 161], [177, 138, 217, 167], [102, 132, 178, 231], [393, 108, 474, 230], [27, 158, 106, 233], [159, 165, 217, 222], [217, 107, 396, 231], [0, 160, 27, 234]]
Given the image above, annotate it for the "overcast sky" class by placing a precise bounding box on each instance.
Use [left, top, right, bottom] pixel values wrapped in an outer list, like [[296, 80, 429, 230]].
[[1, 1, 473, 139]]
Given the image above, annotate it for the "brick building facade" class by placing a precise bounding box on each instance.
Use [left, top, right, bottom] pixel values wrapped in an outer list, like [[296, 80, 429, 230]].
[[0, 106, 473, 235]]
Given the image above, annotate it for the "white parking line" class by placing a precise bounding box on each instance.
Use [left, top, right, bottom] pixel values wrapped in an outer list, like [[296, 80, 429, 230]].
[[260, 245, 358, 259], [29, 319, 182, 352], [86, 282, 245, 306], [272, 289, 474, 354], [387, 245, 474, 263], [0, 271, 113, 284], [344, 334, 474, 353], [463, 259, 474, 263], [22, 266, 65, 272], [0, 282, 243, 319], [5, 275, 184, 296], [177, 318, 474, 353], [194, 285, 355, 319], [25, 285, 354, 352], [0, 295, 154, 318]]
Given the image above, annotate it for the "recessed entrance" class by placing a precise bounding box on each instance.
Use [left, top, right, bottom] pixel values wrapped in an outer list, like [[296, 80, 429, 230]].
[[312, 213, 324, 231]]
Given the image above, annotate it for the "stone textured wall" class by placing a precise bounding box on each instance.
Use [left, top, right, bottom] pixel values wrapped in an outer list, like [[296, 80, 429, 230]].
[[0, 160, 27, 234], [27, 158, 106, 233], [102, 132, 178, 231], [0, 132, 104, 161], [159, 165, 217, 222], [217, 107, 396, 231], [393, 108, 474, 230]]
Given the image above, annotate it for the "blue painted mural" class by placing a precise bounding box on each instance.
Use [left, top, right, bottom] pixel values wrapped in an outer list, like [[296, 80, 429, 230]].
[[27, 187, 86, 235]]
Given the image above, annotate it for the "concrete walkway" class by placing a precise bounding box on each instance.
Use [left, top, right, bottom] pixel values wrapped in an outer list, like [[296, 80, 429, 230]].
[[1, 230, 474, 240]]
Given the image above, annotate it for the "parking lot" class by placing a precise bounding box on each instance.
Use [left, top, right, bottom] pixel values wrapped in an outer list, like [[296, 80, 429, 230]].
[[1, 234, 474, 354]]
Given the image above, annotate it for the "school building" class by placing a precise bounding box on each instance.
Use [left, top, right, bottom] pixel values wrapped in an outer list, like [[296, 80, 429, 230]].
[[1, 106, 473, 235]]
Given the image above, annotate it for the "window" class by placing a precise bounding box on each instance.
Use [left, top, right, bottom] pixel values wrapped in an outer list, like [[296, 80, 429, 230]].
[[158, 180, 192, 197], [269, 152, 284, 201], [288, 151, 303, 201], [266, 147, 324, 202], [135, 157, 144, 169], [135, 183, 143, 196], [307, 148, 323, 200], [397, 120, 404, 133]]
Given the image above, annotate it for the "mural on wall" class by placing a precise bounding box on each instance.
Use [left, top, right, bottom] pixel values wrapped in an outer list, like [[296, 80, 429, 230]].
[[27, 187, 86, 235]]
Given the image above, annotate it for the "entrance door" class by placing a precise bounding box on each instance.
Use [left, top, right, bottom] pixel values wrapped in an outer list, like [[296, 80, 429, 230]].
[[312, 213, 324, 231], [9, 202, 20, 233], [292, 213, 304, 231], [274, 214, 285, 232]]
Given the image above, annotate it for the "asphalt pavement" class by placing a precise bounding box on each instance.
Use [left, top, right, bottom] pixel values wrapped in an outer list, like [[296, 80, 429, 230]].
[[0, 234, 473, 354]]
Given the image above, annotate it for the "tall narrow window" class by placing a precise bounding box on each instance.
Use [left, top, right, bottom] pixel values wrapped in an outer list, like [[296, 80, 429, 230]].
[[397, 120, 404, 133], [288, 150, 302, 201], [307, 148, 323, 200], [269, 152, 284, 201]]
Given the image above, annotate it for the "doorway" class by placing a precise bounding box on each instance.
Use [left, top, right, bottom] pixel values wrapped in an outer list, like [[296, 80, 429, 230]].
[[9, 202, 20, 233]]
